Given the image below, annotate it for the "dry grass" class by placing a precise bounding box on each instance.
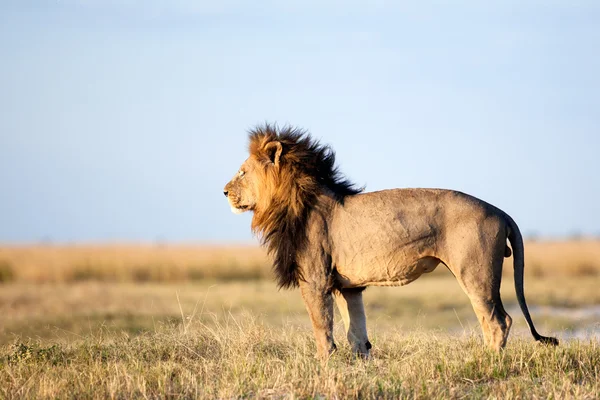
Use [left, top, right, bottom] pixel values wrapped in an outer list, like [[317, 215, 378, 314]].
[[0, 239, 599, 284], [0, 241, 599, 398], [0, 276, 598, 398], [517, 239, 600, 277], [1, 315, 599, 399], [1, 276, 598, 345], [0, 244, 268, 283]]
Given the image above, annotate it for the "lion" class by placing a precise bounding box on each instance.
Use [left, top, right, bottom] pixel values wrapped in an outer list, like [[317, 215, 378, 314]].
[[223, 124, 558, 359]]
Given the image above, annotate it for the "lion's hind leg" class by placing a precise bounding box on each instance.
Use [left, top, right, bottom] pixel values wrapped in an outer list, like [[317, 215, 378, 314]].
[[452, 267, 512, 351], [334, 288, 371, 358], [468, 297, 512, 351], [446, 228, 513, 351]]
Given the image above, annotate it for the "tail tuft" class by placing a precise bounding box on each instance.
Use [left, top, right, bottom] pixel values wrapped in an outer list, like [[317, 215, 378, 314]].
[[536, 335, 559, 346]]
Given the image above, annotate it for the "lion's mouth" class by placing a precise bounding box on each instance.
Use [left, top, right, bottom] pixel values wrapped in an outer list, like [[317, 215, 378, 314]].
[[230, 205, 249, 214], [228, 198, 250, 214]]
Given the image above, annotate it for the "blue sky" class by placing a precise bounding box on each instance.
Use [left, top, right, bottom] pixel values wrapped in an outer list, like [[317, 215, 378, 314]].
[[1, 1, 599, 243]]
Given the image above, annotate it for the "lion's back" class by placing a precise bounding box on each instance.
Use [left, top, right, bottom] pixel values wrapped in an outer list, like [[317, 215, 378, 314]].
[[342, 188, 492, 218], [332, 187, 506, 250]]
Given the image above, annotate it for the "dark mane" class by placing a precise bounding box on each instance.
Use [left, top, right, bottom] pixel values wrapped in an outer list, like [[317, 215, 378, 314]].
[[248, 123, 362, 289]]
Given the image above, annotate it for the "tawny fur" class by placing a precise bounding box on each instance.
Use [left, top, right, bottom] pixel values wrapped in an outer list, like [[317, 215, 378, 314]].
[[224, 124, 558, 359]]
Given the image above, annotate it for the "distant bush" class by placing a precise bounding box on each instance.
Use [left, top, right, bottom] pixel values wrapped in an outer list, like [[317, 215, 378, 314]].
[[527, 262, 545, 278], [69, 264, 116, 282], [0, 260, 14, 283], [572, 263, 599, 277]]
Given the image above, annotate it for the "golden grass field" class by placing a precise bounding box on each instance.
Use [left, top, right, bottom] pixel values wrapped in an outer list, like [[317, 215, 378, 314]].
[[0, 240, 599, 398], [1, 239, 600, 283]]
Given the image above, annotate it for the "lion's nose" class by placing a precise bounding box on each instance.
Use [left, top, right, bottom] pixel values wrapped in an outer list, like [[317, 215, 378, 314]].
[[223, 190, 229, 197]]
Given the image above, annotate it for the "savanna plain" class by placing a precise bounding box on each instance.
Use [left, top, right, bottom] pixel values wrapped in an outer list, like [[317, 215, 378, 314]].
[[1, 240, 599, 399]]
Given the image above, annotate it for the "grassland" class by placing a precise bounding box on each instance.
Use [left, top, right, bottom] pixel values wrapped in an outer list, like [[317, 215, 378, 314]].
[[2, 318, 599, 399], [0, 244, 268, 283], [0, 241, 599, 398], [1, 239, 599, 284]]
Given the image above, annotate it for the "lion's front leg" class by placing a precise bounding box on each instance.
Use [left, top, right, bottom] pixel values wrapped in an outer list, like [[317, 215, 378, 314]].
[[334, 288, 371, 358], [299, 281, 336, 360]]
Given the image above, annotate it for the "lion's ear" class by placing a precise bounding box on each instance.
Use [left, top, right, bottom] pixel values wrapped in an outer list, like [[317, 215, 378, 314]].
[[265, 141, 283, 167]]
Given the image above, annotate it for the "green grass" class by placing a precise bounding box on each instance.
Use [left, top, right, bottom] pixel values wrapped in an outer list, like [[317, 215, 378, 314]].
[[1, 316, 598, 399]]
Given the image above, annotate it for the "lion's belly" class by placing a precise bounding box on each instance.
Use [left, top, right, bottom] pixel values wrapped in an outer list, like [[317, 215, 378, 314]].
[[334, 255, 442, 288]]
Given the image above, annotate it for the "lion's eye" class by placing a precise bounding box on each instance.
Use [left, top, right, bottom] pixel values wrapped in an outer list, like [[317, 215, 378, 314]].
[[238, 170, 245, 178]]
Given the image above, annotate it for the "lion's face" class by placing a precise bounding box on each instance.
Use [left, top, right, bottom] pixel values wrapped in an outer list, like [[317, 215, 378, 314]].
[[223, 157, 262, 214]]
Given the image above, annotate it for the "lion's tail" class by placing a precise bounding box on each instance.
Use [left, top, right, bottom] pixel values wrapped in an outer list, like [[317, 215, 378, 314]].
[[505, 213, 559, 346]]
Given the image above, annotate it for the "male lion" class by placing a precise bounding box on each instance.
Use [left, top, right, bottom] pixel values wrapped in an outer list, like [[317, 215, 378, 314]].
[[223, 124, 558, 359]]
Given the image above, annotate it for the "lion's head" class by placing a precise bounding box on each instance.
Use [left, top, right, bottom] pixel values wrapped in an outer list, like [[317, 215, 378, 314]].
[[222, 154, 263, 215], [223, 124, 361, 288]]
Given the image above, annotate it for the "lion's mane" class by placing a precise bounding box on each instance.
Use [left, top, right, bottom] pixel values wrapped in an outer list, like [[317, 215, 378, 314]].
[[248, 124, 362, 289]]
